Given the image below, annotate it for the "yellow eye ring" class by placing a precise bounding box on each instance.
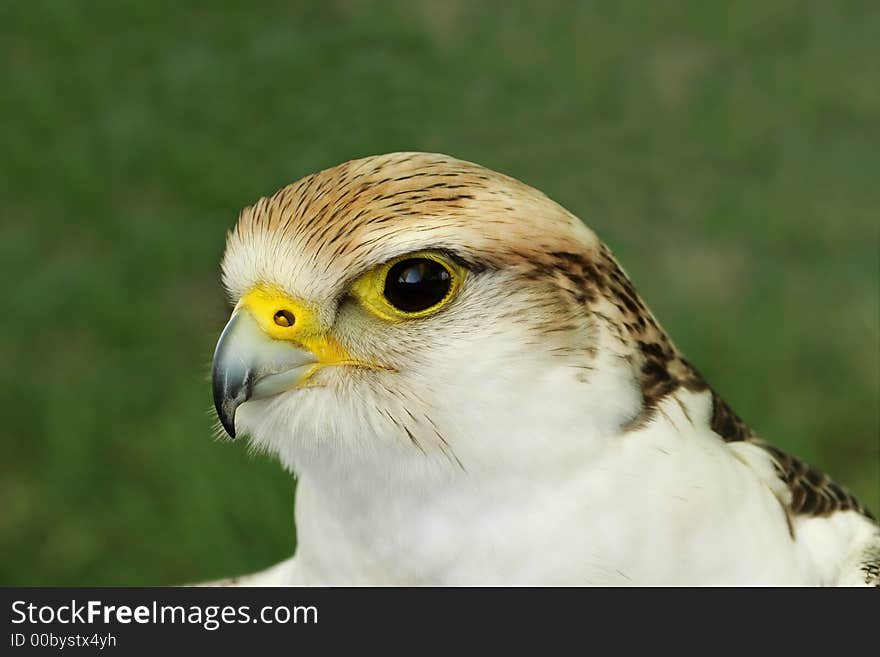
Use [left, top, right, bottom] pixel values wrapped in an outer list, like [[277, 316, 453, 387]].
[[350, 251, 465, 322]]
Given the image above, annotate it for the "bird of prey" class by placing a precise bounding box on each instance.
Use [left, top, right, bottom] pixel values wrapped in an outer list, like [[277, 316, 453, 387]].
[[209, 152, 878, 586]]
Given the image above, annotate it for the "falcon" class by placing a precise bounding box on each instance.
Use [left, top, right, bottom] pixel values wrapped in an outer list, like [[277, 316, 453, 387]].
[[209, 152, 878, 585]]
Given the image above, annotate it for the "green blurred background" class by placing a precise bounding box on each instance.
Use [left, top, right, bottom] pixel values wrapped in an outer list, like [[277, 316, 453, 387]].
[[1, 1, 877, 585]]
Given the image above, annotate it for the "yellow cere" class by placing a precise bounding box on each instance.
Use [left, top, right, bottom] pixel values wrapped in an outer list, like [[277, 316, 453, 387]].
[[236, 285, 351, 365], [350, 250, 465, 322]]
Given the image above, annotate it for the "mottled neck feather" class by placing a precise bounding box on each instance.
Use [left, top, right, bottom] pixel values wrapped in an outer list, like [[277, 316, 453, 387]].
[[534, 243, 875, 522], [522, 243, 752, 441]]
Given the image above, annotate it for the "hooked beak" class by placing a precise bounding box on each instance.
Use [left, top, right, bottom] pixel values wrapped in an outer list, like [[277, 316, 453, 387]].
[[211, 310, 318, 438]]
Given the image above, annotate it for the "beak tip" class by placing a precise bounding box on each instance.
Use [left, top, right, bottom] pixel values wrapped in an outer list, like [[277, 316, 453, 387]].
[[217, 407, 237, 439], [213, 381, 241, 439], [212, 370, 241, 439]]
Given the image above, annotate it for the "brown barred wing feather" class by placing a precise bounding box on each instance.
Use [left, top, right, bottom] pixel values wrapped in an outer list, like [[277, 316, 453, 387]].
[[754, 440, 875, 522]]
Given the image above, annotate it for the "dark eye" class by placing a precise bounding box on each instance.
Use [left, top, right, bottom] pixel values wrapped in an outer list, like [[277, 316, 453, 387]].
[[384, 258, 453, 313]]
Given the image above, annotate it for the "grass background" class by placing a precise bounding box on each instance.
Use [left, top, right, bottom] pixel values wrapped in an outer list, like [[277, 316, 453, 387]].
[[1, 0, 877, 585]]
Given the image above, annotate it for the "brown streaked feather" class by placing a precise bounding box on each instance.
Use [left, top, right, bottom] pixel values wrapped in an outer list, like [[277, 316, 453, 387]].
[[503, 214, 875, 524], [709, 390, 753, 442], [549, 247, 876, 523], [861, 548, 880, 586], [756, 441, 875, 521]]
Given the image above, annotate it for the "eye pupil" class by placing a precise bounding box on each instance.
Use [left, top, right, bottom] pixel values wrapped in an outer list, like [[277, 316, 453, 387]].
[[384, 258, 452, 313]]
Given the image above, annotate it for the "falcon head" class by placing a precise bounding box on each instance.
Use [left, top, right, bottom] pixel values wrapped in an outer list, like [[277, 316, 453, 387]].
[[212, 153, 673, 478]]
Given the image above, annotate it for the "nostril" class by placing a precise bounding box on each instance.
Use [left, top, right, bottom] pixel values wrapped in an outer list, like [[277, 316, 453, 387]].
[[273, 309, 295, 327]]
